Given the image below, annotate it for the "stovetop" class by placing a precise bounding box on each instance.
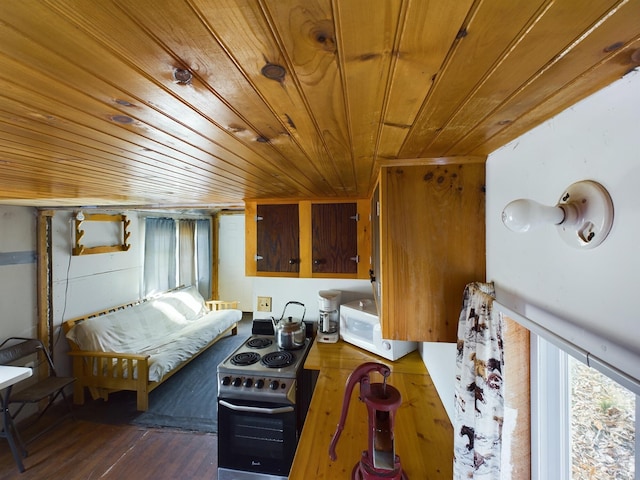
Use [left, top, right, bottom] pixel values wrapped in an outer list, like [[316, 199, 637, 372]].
[[217, 335, 312, 402], [218, 335, 311, 377]]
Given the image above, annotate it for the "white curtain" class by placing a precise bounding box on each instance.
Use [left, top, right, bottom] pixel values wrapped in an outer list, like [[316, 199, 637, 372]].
[[143, 218, 177, 296], [454, 282, 504, 479], [143, 217, 211, 298], [195, 219, 212, 300], [178, 219, 196, 288]]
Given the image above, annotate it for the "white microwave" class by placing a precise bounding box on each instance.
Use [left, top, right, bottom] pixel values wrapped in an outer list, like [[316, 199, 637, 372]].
[[339, 299, 417, 361]]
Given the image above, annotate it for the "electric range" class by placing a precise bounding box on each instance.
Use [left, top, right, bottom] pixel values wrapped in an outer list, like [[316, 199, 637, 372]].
[[217, 334, 314, 480]]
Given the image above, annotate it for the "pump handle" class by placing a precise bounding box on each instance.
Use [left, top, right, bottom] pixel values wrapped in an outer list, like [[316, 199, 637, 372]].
[[328, 362, 391, 461]]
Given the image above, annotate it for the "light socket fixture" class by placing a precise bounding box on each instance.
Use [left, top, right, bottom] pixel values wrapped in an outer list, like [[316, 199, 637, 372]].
[[501, 180, 614, 249]]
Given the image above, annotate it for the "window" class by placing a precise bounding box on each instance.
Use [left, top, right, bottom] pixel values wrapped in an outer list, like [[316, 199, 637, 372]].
[[569, 356, 635, 479], [534, 336, 637, 480], [143, 217, 211, 298]]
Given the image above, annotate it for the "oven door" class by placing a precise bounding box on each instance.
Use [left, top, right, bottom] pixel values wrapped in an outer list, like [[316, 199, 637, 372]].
[[218, 398, 298, 477]]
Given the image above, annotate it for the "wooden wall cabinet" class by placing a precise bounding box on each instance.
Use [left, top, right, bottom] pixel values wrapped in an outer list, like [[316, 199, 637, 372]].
[[310, 202, 358, 275], [255, 203, 300, 274], [245, 200, 370, 279], [372, 163, 486, 342]]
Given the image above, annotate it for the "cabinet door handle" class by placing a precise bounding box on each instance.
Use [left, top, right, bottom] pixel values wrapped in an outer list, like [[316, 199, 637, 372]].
[[288, 258, 299, 265], [313, 259, 325, 265]]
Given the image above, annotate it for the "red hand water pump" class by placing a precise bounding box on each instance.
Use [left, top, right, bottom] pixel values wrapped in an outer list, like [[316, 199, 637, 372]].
[[328, 362, 408, 480]]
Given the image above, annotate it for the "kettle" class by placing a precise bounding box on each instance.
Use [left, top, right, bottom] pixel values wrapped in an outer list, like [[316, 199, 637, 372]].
[[271, 301, 306, 350], [329, 362, 407, 480]]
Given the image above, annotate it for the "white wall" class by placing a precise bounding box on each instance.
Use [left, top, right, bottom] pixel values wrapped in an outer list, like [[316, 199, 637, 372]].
[[218, 213, 253, 310], [52, 211, 143, 323], [486, 70, 640, 362], [50, 211, 144, 369], [0, 206, 37, 339], [251, 277, 373, 322], [0, 207, 146, 347], [0, 206, 144, 379]]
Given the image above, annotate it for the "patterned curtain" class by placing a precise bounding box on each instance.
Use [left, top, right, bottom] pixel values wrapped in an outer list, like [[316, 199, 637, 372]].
[[454, 282, 504, 479]]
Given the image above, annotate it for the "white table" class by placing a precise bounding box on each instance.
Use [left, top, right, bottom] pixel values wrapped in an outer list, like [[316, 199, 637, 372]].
[[0, 366, 32, 390], [1, 365, 32, 472]]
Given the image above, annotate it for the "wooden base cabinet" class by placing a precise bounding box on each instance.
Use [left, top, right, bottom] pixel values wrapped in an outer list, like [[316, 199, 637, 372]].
[[372, 163, 486, 342]]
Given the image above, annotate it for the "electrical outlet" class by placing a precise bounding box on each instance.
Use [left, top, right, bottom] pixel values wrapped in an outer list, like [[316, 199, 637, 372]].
[[257, 296, 272, 312]]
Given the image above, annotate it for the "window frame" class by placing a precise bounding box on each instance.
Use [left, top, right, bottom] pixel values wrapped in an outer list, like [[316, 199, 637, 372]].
[[533, 334, 638, 480]]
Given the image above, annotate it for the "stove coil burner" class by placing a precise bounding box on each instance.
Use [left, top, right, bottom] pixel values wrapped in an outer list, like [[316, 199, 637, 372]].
[[246, 337, 273, 349], [261, 351, 295, 368], [230, 352, 261, 366]]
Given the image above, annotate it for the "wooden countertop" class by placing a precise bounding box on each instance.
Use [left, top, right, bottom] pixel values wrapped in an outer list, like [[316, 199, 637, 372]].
[[290, 340, 453, 479], [303, 339, 428, 374]]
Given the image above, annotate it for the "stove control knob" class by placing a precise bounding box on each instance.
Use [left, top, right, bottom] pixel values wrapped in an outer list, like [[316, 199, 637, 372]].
[[255, 379, 265, 389], [269, 380, 279, 390], [232, 377, 242, 387], [221, 376, 231, 386], [243, 378, 253, 388]]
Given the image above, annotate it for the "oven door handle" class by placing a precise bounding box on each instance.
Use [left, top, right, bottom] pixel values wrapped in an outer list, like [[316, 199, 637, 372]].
[[219, 399, 295, 415]]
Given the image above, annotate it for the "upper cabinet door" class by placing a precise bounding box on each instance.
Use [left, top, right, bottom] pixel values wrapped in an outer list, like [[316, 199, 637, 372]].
[[256, 204, 300, 273], [246, 199, 369, 279], [311, 203, 358, 274]]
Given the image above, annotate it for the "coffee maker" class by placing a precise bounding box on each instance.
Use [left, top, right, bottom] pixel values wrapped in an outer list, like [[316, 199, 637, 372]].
[[317, 290, 341, 343]]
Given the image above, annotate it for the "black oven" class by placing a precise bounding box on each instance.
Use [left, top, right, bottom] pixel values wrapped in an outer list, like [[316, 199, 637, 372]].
[[216, 334, 316, 480], [217, 398, 298, 478]]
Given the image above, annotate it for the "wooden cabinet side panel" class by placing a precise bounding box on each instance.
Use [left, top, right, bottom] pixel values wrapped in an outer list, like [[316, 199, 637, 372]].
[[381, 164, 486, 342], [356, 199, 371, 280], [245, 202, 257, 276], [299, 201, 312, 277]]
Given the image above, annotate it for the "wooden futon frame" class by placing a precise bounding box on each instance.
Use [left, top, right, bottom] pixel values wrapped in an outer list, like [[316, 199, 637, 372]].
[[62, 298, 238, 411]]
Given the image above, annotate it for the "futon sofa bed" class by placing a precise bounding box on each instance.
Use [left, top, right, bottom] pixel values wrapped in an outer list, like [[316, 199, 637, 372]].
[[63, 285, 241, 411]]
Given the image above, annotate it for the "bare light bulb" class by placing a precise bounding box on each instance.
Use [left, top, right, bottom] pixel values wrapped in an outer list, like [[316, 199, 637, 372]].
[[501, 199, 565, 233], [500, 181, 614, 249]]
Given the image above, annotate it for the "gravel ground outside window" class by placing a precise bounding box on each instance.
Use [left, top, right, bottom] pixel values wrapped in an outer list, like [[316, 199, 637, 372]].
[[570, 358, 635, 480]]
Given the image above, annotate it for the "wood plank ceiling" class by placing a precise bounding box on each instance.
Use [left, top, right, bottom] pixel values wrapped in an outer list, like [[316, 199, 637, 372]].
[[0, 0, 638, 208]]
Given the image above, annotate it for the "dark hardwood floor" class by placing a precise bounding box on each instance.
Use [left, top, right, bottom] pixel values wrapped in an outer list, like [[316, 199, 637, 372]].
[[0, 414, 219, 480], [1, 314, 256, 479]]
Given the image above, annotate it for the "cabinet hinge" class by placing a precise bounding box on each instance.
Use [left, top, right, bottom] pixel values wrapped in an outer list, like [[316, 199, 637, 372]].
[[255, 215, 263, 222], [255, 255, 263, 261], [350, 255, 360, 263], [350, 214, 360, 221]]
